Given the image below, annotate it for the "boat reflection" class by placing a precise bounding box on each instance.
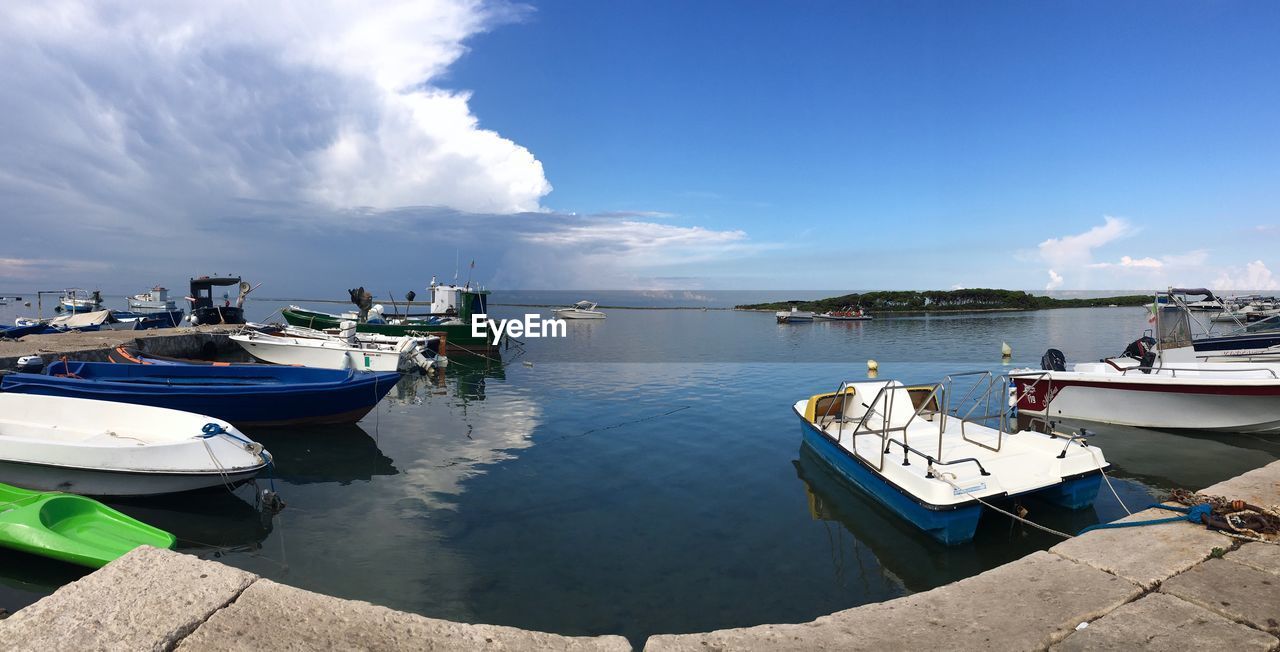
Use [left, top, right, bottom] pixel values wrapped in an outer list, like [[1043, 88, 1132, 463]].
[[1021, 416, 1279, 492], [105, 490, 273, 553], [792, 442, 1103, 593], [247, 425, 398, 485]]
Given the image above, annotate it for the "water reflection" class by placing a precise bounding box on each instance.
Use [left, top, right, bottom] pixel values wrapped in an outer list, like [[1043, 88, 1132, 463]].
[[249, 425, 398, 486], [107, 491, 273, 553]]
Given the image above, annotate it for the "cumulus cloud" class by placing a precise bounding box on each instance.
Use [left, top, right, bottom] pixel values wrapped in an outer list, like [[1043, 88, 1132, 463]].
[[1045, 269, 1063, 290], [1214, 261, 1280, 291], [0, 0, 550, 227], [1089, 255, 1164, 269], [1037, 216, 1134, 269]]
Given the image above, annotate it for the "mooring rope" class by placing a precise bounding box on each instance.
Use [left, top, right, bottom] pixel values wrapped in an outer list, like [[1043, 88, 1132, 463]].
[[930, 467, 1075, 540]]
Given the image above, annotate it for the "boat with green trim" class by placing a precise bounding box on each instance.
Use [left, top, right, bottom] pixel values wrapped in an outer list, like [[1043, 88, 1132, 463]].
[[0, 483, 176, 568], [282, 280, 501, 353]]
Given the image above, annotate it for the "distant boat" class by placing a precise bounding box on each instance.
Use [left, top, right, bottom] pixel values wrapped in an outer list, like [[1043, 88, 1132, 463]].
[[553, 301, 606, 320], [814, 306, 872, 321], [1, 361, 400, 427], [0, 393, 269, 496], [111, 309, 185, 330], [58, 289, 101, 313], [776, 305, 814, 323], [127, 286, 180, 313]]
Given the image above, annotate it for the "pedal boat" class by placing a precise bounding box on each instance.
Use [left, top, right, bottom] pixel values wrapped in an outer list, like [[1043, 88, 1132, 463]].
[[0, 483, 176, 568], [793, 373, 1107, 545]]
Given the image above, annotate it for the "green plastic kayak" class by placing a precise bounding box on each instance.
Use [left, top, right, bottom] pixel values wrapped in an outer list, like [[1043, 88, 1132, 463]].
[[0, 483, 176, 568]]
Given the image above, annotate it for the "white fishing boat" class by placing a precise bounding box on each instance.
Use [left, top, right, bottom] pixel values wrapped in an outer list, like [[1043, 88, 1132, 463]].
[[554, 301, 606, 320], [1013, 357, 1280, 434], [0, 394, 270, 496], [58, 289, 101, 313], [795, 371, 1108, 544], [231, 322, 436, 372], [776, 305, 815, 323], [127, 286, 180, 313]]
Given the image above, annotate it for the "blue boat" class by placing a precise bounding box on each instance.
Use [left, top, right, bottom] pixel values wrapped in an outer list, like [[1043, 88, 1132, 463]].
[[1, 362, 400, 427], [110, 309, 185, 330], [794, 372, 1106, 545], [0, 323, 58, 339]]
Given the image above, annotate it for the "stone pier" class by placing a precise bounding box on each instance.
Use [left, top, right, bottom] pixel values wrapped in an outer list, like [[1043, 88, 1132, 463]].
[[2, 462, 1277, 650], [0, 326, 240, 369]]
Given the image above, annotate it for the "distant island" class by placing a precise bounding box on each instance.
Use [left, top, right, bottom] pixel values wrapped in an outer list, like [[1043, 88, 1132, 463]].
[[736, 289, 1151, 313]]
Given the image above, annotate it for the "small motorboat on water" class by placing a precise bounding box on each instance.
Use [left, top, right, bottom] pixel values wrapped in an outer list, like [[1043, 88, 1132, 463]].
[[1, 361, 400, 427], [231, 322, 439, 372], [0, 393, 269, 496], [0, 482, 176, 568], [111, 309, 185, 330], [553, 301, 606, 320], [1014, 347, 1280, 434], [776, 305, 815, 323], [814, 306, 872, 321], [794, 372, 1107, 544]]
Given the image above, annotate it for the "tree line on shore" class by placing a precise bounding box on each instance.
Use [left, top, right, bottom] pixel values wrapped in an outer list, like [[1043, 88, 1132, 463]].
[[736, 289, 1151, 312]]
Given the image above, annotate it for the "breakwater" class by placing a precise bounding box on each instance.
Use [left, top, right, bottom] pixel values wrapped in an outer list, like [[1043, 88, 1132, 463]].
[[0, 326, 240, 369]]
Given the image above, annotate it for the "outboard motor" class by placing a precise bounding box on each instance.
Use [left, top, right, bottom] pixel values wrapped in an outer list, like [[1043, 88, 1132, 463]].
[[1040, 348, 1067, 372], [16, 355, 44, 373], [1139, 350, 1157, 374], [1121, 336, 1156, 360]]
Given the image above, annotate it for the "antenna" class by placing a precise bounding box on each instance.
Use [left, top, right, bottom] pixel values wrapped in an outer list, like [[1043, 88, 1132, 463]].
[[454, 250, 459, 282]]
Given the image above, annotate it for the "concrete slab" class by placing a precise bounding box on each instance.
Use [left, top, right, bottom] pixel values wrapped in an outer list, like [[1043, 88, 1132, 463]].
[[0, 546, 256, 652], [1161, 558, 1280, 635], [177, 578, 632, 652], [1228, 543, 1280, 577], [644, 551, 1140, 652], [1199, 460, 1280, 506], [1051, 592, 1277, 651], [1050, 506, 1229, 589]]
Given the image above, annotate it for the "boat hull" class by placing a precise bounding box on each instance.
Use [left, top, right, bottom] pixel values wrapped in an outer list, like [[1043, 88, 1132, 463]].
[[0, 460, 262, 496], [191, 306, 245, 325], [798, 418, 983, 545], [1014, 375, 1280, 433], [1, 363, 401, 427], [232, 335, 404, 372], [283, 307, 498, 353]]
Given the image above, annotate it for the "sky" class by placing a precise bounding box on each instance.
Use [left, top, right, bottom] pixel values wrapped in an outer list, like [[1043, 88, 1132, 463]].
[[0, 1, 1277, 296]]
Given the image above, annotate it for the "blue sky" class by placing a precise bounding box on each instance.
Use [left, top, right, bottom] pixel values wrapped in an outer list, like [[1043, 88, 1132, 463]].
[[0, 1, 1277, 294]]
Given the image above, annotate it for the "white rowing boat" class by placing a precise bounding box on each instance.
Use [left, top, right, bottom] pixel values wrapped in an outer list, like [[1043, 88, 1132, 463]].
[[0, 394, 269, 496]]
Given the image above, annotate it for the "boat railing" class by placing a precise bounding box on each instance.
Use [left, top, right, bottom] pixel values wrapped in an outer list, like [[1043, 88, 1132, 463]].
[[821, 381, 958, 474], [1118, 364, 1279, 379], [940, 371, 1013, 453]]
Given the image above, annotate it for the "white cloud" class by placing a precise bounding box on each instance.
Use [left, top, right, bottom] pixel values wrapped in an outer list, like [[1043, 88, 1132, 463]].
[[1037, 216, 1134, 269], [1089, 255, 1164, 269], [1214, 261, 1280, 291], [0, 1, 550, 222], [1045, 269, 1063, 290]]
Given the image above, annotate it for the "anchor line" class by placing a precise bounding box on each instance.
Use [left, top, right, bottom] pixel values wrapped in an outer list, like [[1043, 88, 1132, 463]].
[[930, 468, 1074, 540]]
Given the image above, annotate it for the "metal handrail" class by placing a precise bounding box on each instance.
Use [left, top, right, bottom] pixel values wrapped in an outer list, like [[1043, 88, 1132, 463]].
[[1117, 364, 1279, 379], [941, 371, 1009, 453]]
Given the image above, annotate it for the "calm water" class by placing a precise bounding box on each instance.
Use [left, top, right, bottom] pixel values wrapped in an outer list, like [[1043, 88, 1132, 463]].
[[2, 300, 1278, 643]]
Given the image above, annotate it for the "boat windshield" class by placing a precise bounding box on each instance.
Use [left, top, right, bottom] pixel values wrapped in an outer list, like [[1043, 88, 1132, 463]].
[[1231, 314, 1280, 334]]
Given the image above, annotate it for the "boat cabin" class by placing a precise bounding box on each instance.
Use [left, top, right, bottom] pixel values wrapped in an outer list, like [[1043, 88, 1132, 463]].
[[189, 276, 242, 310], [428, 277, 490, 321]]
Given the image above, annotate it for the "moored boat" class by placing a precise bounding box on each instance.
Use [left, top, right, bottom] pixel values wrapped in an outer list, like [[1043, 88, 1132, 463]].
[[57, 289, 101, 313], [1, 362, 400, 427], [814, 306, 872, 321], [283, 305, 497, 354], [127, 286, 180, 313], [776, 305, 815, 323], [0, 393, 270, 495], [0, 482, 176, 568], [553, 301, 606, 320], [1012, 355, 1280, 434], [230, 325, 436, 372], [795, 372, 1107, 544], [188, 276, 253, 326]]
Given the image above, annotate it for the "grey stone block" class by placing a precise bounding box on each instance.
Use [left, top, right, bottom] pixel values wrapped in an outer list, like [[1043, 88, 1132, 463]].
[[176, 578, 632, 651], [1052, 592, 1277, 651], [0, 546, 256, 652], [1199, 460, 1280, 506], [1050, 506, 1228, 588], [1162, 558, 1280, 635], [643, 551, 1139, 652], [1228, 543, 1280, 577]]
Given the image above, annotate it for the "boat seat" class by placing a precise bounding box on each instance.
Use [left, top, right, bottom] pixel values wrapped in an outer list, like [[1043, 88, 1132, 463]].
[[813, 381, 919, 431]]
